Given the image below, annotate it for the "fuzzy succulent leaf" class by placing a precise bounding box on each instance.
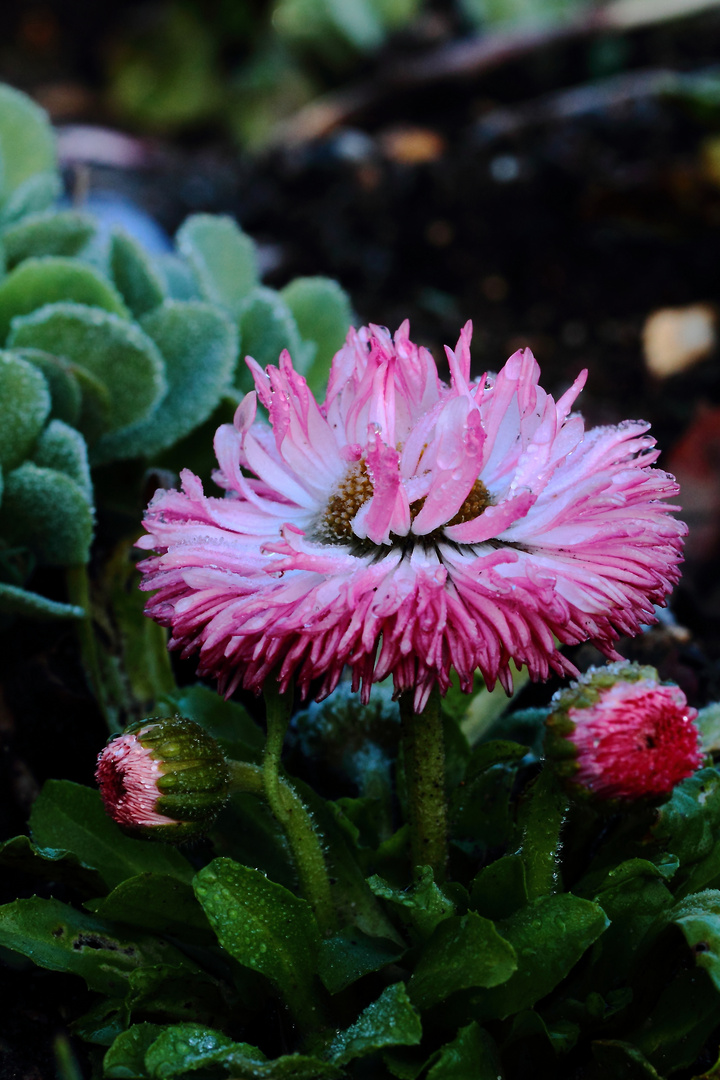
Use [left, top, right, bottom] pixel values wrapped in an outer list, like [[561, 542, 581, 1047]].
[[14, 347, 82, 426], [280, 275, 353, 390], [0, 350, 51, 470], [0, 462, 93, 565], [176, 214, 258, 317], [0, 171, 62, 225], [9, 302, 167, 452], [235, 285, 305, 393], [2, 210, 95, 268], [0, 84, 56, 202], [154, 254, 201, 301], [31, 418, 92, 502], [110, 230, 166, 319], [0, 257, 129, 341], [135, 300, 237, 457]]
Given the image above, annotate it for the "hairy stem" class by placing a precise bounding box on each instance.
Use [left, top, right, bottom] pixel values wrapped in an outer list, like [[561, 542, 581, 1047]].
[[262, 683, 337, 934], [520, 765, 570, 900], [400, 686, 448, 881]]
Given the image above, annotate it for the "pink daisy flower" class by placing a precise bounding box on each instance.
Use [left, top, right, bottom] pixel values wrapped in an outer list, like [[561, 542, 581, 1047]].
[[137, 321, 686, 711], [544, 663, 702, 801]]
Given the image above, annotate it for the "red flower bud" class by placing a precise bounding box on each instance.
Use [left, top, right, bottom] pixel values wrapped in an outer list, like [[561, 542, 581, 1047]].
[[544, 663, 702, 802], [96, 717, 229, 841]]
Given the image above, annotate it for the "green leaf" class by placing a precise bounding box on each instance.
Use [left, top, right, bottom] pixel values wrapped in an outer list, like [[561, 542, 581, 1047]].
[[0, 256, 129, 341], [0, 171, 61, 225], [668, 890, 720, 992], [14, 347, 82, 426], [87, 873, 213, 945], [295, 778, 404, 944], [623, 967, 720, 1075], [280, 276, 352, 392], [141, 1023, 342, 1079], [329, 982, 422, 1066], [136, 300, 237, 457], [110, 230, 166, 319], [698, 702, 720, 753], [193, 859, 321, 1020], [31, 419, 92, 502], [157, 684, 264, 764], [3, 210, 95, 268], [317, 927, 405, 994], [104, 1023, 164, 1078], [450, 739, 527, 854], [0, 897, 199, 996], [0, 84, 56, 199], [235, 286, 305, 394], [176, 215, 259, 317], [470, 894, 609, 1021], [580, 859, 675, 986], [0, 582, 84, 620], [0, 350, 51, 470], [652, 768, 720, 866], [72, 998, 130, 1048], [368, 866, 462, 941], [471, 853, 529, 921], [9, 302, 167, 455], [407, 911, 517, 1010], [29, 780, 194, 890], [592, 1041, 663, 1079], [425, 1023, 503, 1080], [0, 834, 104, 892], [0, 462, 93, 565], [125, 965, 236, 1031]]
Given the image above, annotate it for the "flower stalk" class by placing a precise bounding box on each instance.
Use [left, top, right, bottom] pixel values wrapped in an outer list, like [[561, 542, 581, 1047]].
[[262, 683, 337, 934], [400, 685, 448, 882], [519, 764, 570, 901]]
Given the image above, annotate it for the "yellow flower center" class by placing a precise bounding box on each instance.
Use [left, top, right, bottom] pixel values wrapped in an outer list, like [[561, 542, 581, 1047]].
[[321, 461, 491, 543]]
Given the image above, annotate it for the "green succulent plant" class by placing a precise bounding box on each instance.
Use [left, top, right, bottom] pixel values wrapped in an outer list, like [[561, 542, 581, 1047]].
[[0, 82, 352, 625]]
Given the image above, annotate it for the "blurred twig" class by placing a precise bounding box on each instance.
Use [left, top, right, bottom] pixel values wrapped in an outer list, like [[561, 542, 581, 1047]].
[[273, 0, 720, 145]]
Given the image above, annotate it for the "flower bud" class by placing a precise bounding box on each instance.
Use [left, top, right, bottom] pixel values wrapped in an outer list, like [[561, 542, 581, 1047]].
[[96, 717, 229, 841], [544, 662, 702, 802]]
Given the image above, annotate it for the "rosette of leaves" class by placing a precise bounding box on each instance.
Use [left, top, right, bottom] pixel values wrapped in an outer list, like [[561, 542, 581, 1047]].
[[5, 681, 720, 1078], [0, 82, 352, 623]]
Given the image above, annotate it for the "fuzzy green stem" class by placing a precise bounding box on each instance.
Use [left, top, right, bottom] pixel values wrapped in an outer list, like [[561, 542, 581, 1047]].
[[66, 564, 121, 734], [262, 683, 336, 934], [520, 765, 570, 901], [400, 686, 448, 882]]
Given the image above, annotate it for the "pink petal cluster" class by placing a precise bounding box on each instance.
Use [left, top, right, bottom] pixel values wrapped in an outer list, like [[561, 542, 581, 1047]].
[[96, 728, 176, 829], [564, 675, 702, 800], [138, 321, 686, 711]]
